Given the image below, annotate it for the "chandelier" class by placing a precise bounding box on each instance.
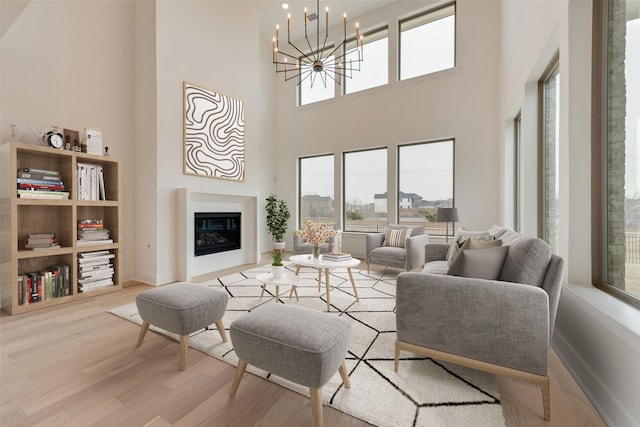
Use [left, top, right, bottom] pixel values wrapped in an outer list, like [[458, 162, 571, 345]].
[[272, 0, 364, 88]]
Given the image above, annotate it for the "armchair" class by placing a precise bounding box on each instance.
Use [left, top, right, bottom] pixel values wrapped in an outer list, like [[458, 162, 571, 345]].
[[365, 225, 429, 272], [394, 231, 564, 420], [293, 234, 334, 255]]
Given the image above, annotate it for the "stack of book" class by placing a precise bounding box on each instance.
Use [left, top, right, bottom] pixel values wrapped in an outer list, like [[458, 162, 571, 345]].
[[78, 251, 115, 292], [76, 163, 106, 201], [323, 252, 352, 262], [16, 168, 69, 199], [17, 264, 71, 305], [77, 219, 113, 246], [25, 232, 61, 250]]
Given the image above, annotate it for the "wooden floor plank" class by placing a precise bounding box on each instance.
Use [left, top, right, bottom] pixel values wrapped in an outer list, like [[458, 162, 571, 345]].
[[0, 259, 607, 426]]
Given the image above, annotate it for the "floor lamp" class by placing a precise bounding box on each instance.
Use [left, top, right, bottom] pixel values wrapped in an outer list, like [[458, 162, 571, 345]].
[[436, 207, 459, 243]]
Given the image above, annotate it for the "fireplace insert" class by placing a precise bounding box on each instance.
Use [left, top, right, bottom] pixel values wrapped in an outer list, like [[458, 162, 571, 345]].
[[194, 212, 241, 256]]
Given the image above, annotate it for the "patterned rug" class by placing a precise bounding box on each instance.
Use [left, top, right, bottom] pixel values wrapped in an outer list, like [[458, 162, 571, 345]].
[[109, 263, 505, 427]]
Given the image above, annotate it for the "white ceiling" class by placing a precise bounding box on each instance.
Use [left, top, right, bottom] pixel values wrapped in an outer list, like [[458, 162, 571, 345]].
[[258, 0, 401, 39]]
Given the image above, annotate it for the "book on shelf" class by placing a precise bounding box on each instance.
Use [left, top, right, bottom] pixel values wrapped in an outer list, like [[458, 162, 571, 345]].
[[76, 163, 106, 201], [18, 190, 70, 199], [17, 177, 64, 186], [28, 244, 62, 250], [322, 252, 352, 261], [18, 264, 71, 305], [29, 232, 56, 239], [17, 167, 61, 180], [18, 183, 65, 191]]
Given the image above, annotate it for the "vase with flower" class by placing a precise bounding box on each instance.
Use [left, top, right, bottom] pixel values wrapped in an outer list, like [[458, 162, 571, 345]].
[[296, 220, 337, 261]]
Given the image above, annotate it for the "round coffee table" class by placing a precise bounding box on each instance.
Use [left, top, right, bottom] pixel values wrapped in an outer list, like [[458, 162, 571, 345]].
[[256, 272, 300, 302], [289, 254, 361, 311]]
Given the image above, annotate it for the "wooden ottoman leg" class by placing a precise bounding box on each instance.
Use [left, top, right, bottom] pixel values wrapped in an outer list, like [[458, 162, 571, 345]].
[[179, 335, 189, 371], [310, 387, 323, 427], [338, 362, 351, 389], [215, 320, 228, 342], [135, 321, 150, 349], [229, 360, 248, 397]]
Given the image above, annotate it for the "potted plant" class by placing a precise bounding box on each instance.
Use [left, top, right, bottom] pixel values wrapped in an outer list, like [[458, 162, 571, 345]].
[[271, 248, 285, 278], [265, 194, 290, 250]]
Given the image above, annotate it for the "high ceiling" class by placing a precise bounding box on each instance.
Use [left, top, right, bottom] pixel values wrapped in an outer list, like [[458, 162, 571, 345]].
[[258, 0, 401, 39]]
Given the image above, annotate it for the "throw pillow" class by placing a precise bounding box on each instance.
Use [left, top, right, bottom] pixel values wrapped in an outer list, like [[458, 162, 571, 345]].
[[383, 227, 409, 248], [447, 245, 510, 280], [449, 237, 502, 266], [446, 229, 493, 267]]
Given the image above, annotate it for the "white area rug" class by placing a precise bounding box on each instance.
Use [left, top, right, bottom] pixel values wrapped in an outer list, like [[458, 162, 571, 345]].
[[109, 263, 505, 427]]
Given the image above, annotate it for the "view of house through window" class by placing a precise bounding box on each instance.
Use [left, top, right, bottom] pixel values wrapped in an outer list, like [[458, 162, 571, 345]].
[[399, 3, 456, 80], [605, 0, 640, 301], [343, 148, 388, 232], [299, 155, 335, 226], [542, 61, 560, 253], [344, 27, 389, 94], [398, 140, 454, 238]]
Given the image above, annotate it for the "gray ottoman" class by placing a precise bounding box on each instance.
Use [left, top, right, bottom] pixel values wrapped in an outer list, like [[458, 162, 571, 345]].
[[229, 304, 351, 427], [135, 282, 228, 370]]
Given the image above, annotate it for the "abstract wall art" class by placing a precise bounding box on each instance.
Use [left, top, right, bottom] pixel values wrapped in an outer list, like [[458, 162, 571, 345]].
[[183, 82, 245, 181]]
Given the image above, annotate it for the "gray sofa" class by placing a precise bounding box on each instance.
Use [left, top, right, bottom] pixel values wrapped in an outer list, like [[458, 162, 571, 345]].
[[395, 226, 564, 420]]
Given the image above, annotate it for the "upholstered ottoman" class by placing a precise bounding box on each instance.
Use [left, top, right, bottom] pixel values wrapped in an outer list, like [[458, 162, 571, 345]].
[[135, 282, 228, 370], [229, 304, 351, 427]]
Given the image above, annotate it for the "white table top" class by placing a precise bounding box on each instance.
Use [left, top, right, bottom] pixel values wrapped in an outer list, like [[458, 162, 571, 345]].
[[289, 254, 361, 269], [256, 272, 300, 286]]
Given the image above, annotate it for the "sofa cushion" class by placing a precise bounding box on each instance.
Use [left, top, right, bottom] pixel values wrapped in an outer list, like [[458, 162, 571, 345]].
[[446, 229, 493, 267], [447, 246, 509, 280], [499, 236, 552, 287], [383, 227, 409, 248], [422, 260, 449, 275], [449, 237, 502, 265]]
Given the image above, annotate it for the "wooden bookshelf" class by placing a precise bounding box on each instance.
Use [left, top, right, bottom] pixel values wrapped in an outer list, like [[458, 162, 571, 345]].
[[1, 141, 122, 315]]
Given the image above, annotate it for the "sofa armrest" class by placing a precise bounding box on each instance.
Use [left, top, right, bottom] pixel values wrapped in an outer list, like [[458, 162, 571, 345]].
[[365, 233, 385, 262], [396, 272, 550, 375], [425, 243, 450, 263], [405, 234, 430, 270]]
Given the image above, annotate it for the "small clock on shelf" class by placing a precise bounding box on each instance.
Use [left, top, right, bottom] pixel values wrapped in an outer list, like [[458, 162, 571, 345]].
[[43, 127, 64, 149]]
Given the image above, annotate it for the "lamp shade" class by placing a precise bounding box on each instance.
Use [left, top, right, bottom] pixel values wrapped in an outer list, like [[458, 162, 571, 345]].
[[436, 207, 459, 223]]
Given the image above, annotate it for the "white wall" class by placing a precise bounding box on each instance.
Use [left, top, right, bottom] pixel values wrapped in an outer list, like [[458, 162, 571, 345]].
[[0, 0, 136, 282], [273, 0, 502, 254], [499, 1, 640, 425], [151, 1, 275, 285]]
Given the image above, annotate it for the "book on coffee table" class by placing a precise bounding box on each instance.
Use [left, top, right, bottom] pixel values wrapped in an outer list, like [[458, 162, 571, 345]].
[[322, 253, 352, 261]]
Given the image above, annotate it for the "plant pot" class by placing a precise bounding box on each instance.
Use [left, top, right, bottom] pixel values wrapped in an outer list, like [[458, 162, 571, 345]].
[[272, 265, 285, 279], [273, 241, 286, 250]]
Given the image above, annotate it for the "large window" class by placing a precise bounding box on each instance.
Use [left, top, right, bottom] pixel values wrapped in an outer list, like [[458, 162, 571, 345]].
[[299, 155, 335, 226], [399, 3, 456, 81], [514, 113, 522, 231], [541, 61, 560, 253], [344, 27, 388, 94], [343, 148, 387, 232], [398, 140, 454, 238], [599, 0, 640, 303]]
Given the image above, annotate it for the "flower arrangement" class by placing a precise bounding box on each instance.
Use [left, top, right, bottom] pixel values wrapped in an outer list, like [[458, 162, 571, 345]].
[[297, 220, 337, 247]]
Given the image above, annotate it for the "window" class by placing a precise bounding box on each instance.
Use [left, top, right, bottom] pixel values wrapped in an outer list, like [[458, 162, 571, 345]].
[[344, 27, 389, 94], [299, 49, 335, 106], [343, 148, 387, 232], [398, 140, 454, 238], [299, 155, 335, 226], [514, 113, 522, 231], [541, 61, 560, 253], [399, 3, 456, 81], [598, 0, 640, 304]]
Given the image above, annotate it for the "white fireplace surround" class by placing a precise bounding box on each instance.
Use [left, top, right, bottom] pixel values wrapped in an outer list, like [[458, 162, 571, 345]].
[[178, 188, 259, 281]]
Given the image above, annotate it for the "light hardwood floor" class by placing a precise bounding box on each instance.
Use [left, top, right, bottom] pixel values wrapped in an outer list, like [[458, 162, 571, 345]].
[[1, 258, 607, 426]]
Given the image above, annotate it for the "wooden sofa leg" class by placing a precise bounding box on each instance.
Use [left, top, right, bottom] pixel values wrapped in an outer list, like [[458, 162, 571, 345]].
[[229, 360, 248, 397], [338, 362, 351, 389], [179, 335, 189, 371], [541, 375, 551, 420], [215, 320, 228, 342], [135, 321, 150, 349], [310, 387, 323, 427]]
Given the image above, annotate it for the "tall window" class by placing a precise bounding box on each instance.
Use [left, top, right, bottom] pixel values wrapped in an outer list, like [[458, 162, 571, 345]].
[[601, 0, 640, 303], [399, 3, 456, 81], [514, 113, 522, 231], [343, 148, 387, 232], [344, 27, 388, 94], [299, 155, 335, 226], [299, 48, 335, 106], [398, 140, 454, 238], [541, 61, 560, 253]]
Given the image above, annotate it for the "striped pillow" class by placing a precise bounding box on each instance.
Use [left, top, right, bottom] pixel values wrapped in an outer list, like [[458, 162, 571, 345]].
[[383, 228, 409, 248]]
